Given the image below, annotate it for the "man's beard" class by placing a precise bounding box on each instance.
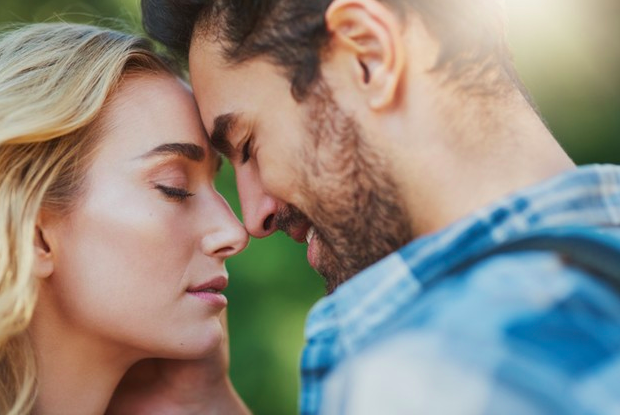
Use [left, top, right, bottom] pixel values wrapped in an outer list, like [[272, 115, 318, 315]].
[[276, 83, 413, 294]]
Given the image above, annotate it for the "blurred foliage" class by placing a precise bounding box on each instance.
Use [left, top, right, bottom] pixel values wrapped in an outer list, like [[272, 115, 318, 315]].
[[1, 0, 618, 414], [506, 0, 620, 164]]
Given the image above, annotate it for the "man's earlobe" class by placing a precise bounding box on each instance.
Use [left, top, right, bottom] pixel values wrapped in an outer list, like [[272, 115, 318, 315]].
[[33, 222, 54, 280], [326, 0, 405, 110]]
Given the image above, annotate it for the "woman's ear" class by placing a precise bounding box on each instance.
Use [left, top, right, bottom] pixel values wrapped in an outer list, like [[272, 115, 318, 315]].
[[33, 214, 54, 279], [325, 0, 405, 110]]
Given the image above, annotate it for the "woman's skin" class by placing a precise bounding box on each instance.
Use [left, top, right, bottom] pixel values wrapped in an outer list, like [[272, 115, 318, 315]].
[[29, 74, 249, 415], [106, 312, 248, 414]]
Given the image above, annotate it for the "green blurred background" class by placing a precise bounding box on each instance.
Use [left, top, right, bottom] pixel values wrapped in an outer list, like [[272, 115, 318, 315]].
[[1, 0, 618, 413]]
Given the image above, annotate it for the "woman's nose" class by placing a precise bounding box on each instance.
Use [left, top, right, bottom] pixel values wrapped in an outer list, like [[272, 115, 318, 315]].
[[200, 196, 249, 259]]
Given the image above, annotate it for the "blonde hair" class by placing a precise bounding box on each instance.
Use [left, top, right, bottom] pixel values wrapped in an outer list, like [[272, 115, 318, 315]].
[[0, 22, 177, 414]]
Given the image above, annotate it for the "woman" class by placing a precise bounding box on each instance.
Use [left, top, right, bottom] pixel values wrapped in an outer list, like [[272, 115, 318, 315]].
[[0, 23, 250, 414]]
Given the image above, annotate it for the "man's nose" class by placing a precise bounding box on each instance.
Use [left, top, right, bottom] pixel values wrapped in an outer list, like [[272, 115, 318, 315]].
[[236, 168, 279, 238]]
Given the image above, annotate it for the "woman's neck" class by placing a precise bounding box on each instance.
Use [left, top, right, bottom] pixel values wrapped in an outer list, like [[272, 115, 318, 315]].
[[30, 310, 139, 415]]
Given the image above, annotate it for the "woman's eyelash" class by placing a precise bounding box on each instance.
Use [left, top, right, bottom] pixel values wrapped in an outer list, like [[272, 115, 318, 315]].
[[154, 184, 195, 202]]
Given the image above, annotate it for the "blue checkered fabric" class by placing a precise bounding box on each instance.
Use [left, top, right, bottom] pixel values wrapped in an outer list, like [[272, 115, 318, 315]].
[[299, 165, 620, 415]]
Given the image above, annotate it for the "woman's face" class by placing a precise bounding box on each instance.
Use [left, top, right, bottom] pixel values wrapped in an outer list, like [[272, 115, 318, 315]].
[[41, 75, 248, 359]]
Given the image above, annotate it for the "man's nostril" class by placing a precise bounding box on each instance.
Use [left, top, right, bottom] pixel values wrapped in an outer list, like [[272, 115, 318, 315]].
[[263, 214, 275, 231]]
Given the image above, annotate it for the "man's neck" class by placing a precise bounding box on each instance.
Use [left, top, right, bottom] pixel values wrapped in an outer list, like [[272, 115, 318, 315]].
[[391, 82, 576, 237]]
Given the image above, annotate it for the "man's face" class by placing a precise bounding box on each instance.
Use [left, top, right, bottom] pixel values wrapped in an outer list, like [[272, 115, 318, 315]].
[[190, 42, 412, 293]]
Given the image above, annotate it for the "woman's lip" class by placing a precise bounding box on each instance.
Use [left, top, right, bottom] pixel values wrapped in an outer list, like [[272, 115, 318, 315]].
[[187, 291, 228, 307], [187, 275, 228, 293]]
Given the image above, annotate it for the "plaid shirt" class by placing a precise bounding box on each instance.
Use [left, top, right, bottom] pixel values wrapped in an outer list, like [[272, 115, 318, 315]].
[[300, 165, 620, 415]]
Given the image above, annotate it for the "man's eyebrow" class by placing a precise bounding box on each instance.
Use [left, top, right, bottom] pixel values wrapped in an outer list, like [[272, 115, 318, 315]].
[[209, 113, 238, 159], [141, 143, 205, 162]]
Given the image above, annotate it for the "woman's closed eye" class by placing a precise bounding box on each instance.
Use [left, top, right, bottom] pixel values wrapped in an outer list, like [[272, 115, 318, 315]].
[[154, 184, 195, 202]]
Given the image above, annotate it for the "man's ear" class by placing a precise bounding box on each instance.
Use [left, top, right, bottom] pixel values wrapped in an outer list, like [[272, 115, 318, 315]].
[[325, 0, 405, 110], [33, 213, 54, 280]]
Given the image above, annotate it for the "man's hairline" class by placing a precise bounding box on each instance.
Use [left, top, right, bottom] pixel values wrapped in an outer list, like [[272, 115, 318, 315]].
[[188, 18, 516, 109]]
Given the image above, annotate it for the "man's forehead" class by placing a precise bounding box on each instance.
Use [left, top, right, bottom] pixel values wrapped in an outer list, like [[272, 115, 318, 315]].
[[190, 38, 287, 86], [188, 37, 233, 97], [189, 33, 225, 64]]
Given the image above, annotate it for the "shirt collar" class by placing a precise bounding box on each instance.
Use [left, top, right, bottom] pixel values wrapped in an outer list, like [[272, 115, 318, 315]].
[[305, 164, 620, 354]]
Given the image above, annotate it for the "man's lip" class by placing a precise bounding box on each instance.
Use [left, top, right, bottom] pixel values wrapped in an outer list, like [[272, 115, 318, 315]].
[[287, 222, 311, 243], [187, 276, 228, 292]]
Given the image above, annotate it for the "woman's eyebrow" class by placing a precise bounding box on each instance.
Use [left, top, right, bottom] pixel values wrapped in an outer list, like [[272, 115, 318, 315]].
[[140, 143, 206, 162]]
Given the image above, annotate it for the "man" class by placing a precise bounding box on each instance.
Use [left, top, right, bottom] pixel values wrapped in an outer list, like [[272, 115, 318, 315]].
[[138, 0, 620, 413]]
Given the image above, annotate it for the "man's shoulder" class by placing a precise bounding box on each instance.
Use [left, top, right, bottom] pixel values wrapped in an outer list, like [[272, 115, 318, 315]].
[[322, 249, 620, 414], [433, 247, 620, 352], [356, 227, 620, 356], [356, 235, 620, 354]]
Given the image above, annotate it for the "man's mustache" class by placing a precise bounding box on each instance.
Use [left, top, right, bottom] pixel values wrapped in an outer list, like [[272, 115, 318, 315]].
[[274, 204, 309, 236]]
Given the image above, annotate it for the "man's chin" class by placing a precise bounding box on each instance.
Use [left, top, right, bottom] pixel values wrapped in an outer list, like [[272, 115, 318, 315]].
[[307, 246, 339, 294], [312, 254, 355, 295], [321, 270, 352, 295]]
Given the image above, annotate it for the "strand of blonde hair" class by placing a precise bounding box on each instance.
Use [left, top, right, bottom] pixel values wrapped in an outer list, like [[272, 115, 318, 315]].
[[0, 22, 175, 414]]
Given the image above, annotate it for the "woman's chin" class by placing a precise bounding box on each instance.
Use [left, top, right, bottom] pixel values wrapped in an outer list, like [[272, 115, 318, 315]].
[[163, 323, 225, 360]]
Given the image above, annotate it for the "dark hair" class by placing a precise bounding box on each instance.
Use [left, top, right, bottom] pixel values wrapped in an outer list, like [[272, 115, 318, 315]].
[[142, 0, 516, 100]]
